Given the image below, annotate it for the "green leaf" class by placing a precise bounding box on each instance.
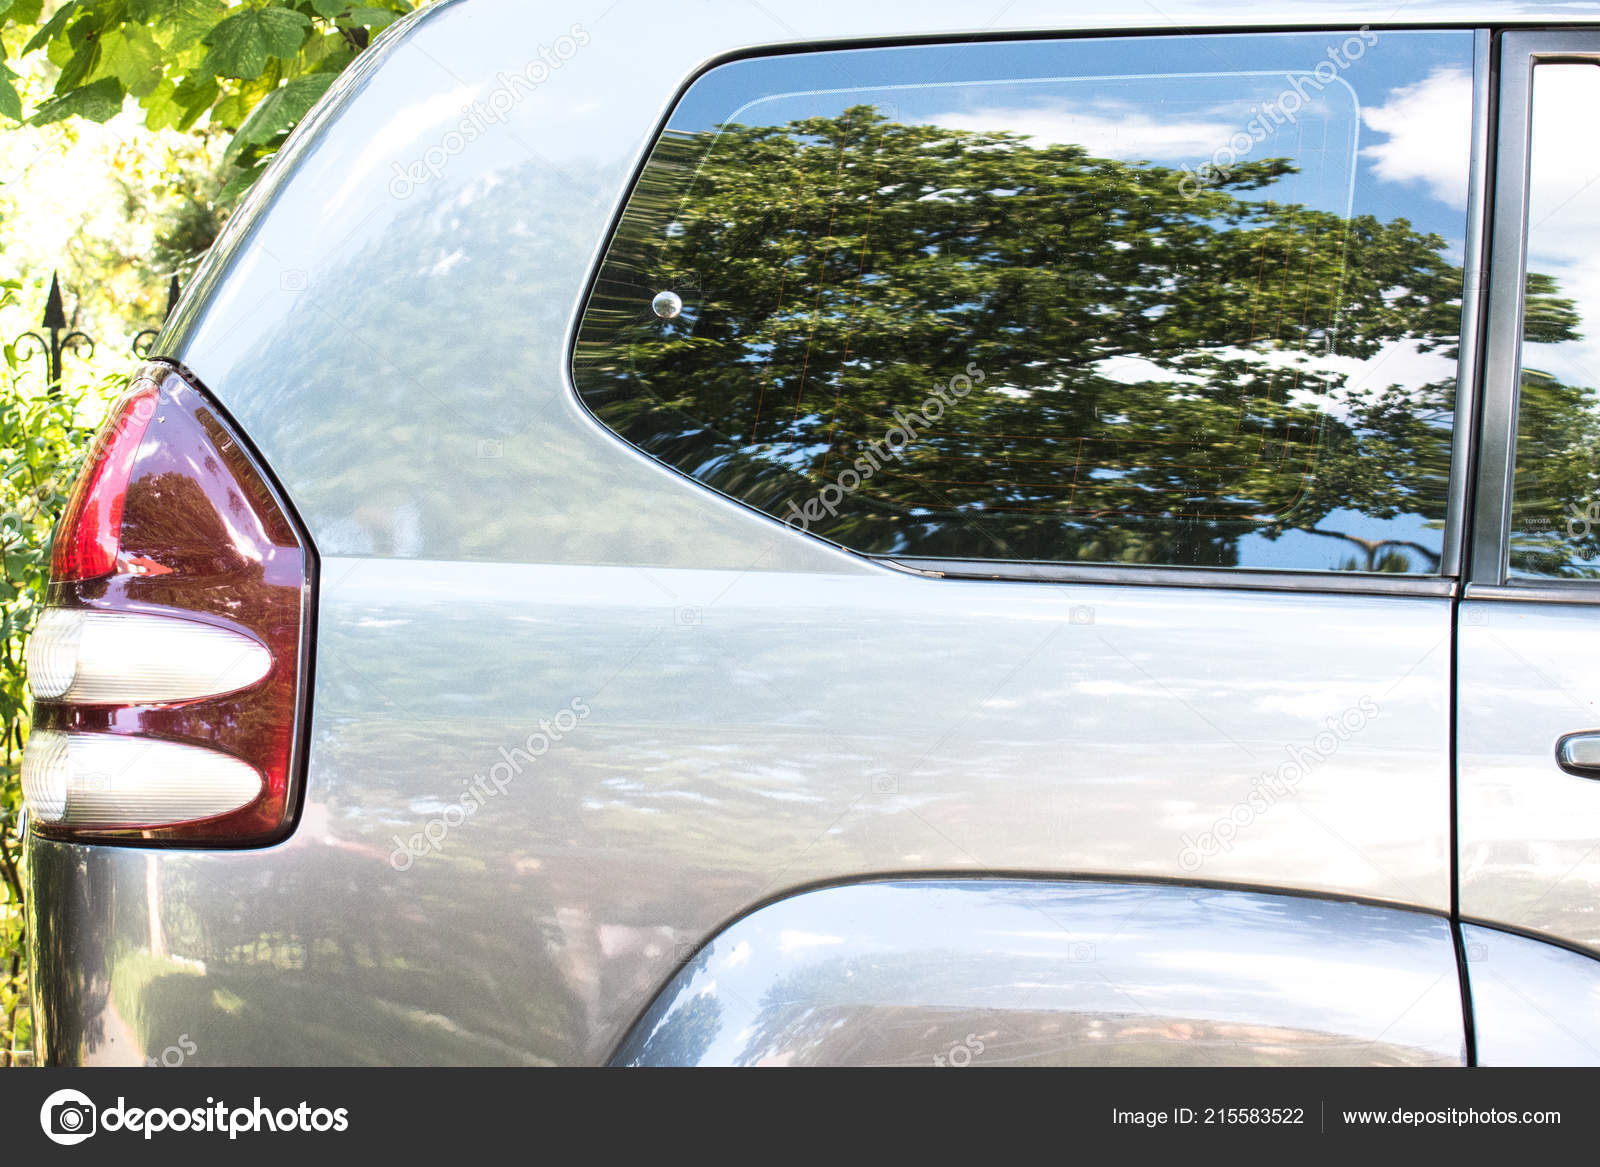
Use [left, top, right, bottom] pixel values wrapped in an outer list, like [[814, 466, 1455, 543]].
[[211, 87, 249, 129], [171, 73, 219, 130], [45, 30, 73, 68], [0, 76, 20, 122], [308, 0, 346, 16], [21, 0, 75, 54], [343, 7, 397, 29], [7, 0, 42, 23], [97, 26, 164, 99], [312, 45, 357, 75], [31, 76, 123, 124], [228, 70, 333, 161], [62, 2, 101, 47], [201, 7, 311, 81], [137, 0, 228, 52], [54, 39, 100, 93], [140, 77, 180, 129], [218, 159, 268, 204], [0, 1, 16, 21]]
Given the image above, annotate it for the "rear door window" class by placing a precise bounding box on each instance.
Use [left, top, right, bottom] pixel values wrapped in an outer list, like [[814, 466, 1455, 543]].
[[1506, 62, 1600, 580], [573, 32, 1475, 572]]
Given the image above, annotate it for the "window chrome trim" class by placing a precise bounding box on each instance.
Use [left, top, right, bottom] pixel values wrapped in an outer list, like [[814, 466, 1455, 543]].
[[1463, 580, 1600, 606], [1470, 31, 1600, 590], [882, 557, 1457, 597]]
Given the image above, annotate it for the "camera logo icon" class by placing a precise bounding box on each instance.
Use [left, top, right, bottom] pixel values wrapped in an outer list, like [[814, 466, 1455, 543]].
[[40, 1088, 96, 1145]]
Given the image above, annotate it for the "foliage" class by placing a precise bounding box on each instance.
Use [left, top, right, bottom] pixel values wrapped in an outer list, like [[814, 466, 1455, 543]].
[[0, 278, 117, 1065], [2, 0, 427, 201], [0, 109, 227, 373]]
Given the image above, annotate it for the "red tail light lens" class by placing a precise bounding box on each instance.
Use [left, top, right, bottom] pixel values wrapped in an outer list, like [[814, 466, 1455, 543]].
[[22, 362, 313, 846], [50, 382, 159, 581]]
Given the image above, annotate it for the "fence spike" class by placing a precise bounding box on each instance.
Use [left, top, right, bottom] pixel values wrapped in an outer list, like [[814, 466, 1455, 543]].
[[41, 272, 66, 332]]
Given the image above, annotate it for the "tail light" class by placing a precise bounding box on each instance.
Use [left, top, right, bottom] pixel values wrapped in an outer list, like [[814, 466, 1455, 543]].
[[20, 363, 314, 846]]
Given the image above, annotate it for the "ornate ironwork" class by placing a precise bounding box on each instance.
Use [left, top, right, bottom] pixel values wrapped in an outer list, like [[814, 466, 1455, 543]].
[[14, 272, 95, 394]]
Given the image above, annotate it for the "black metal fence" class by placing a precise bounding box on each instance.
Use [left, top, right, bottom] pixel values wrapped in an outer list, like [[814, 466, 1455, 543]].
[[12, 270, 180, 392]]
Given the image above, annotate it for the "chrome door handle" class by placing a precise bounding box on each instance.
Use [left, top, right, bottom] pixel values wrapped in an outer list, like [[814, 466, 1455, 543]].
[[1556, 732, 1600, 776]]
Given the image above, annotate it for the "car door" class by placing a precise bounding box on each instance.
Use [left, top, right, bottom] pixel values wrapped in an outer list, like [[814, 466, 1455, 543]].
[[1459, 30, 1600, 1064], [557, 27, 1480, 1062]]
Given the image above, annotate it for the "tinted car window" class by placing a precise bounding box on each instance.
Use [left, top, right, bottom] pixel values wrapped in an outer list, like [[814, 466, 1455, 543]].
[[1507, 63, 1600, 580], [574, 32, 1474, 572]]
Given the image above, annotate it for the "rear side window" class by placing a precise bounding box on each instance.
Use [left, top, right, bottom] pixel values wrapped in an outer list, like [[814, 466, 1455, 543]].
[[573, 32, 1475, 573], [1507, 62, 1600, 580]]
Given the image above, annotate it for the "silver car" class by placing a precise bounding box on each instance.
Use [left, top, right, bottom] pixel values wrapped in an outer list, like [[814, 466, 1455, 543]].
[[21, 0, 1600, 1066]]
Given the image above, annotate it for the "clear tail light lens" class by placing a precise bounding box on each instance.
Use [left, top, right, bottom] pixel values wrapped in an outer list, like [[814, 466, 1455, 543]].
[[22, 731, 264, 829], [26, 608, 272, 704], [22, 362, 314, 846]]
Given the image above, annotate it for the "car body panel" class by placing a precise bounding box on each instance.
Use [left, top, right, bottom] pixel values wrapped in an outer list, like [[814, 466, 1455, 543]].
[[615, 879, 1466, 1066], [27, 562, 1450, 1064], [1459, 602, 1600, 956], [1463, 923, 1600, 1065]]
